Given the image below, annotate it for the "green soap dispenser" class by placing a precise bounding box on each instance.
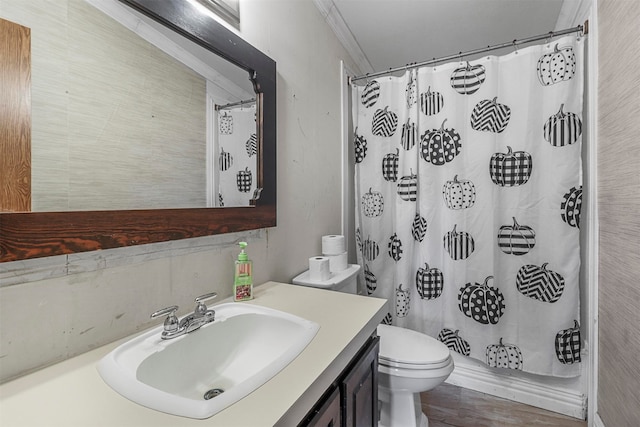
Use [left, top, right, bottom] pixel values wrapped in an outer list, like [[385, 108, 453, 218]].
[[234, 242, 253, 301]]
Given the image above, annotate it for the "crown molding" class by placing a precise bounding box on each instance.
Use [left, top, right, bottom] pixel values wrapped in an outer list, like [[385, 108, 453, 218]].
[[312, 0, 373, 75]]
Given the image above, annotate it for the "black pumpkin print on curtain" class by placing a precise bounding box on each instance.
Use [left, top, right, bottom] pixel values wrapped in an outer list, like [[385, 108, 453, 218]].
[[362, 187, 384, 217], [395, 284, 410, 317], [420, 119, 462, 165], [451, 62, 486, 94], [381, 313, 393, 325], [516, 262, 566, 303], [401, 119, 417, 150], [537, 44, 576, 86], [411, 213, 428, 242], [362, 236, 380, 262], [372, 106, 399, 137], [236, 167, 252, 193], [438, 329, 471, 356], [442, 175, 476, 210], [561, 186, 582, 228], [245, 134, 257, 157], [458, 276, 505, 325], [388, 233, 403, 262], [416, 262, 444, 300], [555, 320, 581, 364], [354, 128, 368, 163], [382, 149, 399, 182], [406, 70, 417, 107], [497, 217, 536, 255], [544, 104, 582, 147], [218, 147, 233, 171], [397, 170, 418, 202], [420, 87, 444, 116], [219, 112, 233, 134], [361, 80, 380, 107], [444, 224, 475, 260], [470, 97, 511, 133], [364, 264, 377, 295], [486, 338, 523, 370], [489, 146, 533, 187]]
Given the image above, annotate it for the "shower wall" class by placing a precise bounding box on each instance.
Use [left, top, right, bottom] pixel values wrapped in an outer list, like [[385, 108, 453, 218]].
[[596, 1, 640, 426]]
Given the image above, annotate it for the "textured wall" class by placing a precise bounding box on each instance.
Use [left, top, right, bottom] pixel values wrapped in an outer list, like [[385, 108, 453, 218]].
[[597, 1, 640, 426]]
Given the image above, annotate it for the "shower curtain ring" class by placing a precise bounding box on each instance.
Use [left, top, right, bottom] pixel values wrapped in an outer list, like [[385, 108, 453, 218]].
[[512, 39, 519, 54], [546, 31, 553, 45]]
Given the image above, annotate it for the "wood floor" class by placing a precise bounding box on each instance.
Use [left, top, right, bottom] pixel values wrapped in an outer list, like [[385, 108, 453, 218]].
[[420, 383, 587, 427]]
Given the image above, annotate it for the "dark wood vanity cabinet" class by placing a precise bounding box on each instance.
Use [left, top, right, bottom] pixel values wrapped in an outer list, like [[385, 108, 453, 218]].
[[301, 335, 380, 427], [342, 335, 379, 426], [305, 386, 342, 427]]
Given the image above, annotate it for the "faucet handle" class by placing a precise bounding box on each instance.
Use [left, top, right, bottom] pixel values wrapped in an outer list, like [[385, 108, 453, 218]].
[[194, 292, 217, 314], [151, 305, 180, 333]]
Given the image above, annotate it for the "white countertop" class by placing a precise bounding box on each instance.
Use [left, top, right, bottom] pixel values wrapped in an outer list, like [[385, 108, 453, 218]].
[[0, 282, 387, 427]]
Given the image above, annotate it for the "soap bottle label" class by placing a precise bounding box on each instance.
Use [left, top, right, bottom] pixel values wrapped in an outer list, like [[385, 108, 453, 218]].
[[234, 262, 253, 301], [234, 282, 252, 301]]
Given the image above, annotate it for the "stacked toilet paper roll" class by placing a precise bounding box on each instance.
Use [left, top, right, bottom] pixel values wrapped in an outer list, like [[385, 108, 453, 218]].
[[308, 256, 331, 281], [306, 235, 349, 281], [322, 235, 348, 272]]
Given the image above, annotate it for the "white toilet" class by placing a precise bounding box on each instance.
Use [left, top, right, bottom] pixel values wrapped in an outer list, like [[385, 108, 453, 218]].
[[293, 264, 454, 427]]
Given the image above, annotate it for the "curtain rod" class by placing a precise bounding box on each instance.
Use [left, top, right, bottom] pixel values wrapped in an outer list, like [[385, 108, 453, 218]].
[[215, 98, 256, 111], [350, 21, 587, 84]]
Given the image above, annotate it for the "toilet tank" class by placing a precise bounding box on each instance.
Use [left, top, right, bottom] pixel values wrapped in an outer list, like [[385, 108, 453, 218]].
[[292, 264, 361, 294]]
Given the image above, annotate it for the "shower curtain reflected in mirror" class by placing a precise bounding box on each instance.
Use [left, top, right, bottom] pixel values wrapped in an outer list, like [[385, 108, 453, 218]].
[[216, 102, 257, 207], [353, 35, 584, 377]]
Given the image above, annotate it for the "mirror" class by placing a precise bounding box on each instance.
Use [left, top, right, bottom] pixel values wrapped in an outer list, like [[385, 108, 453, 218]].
[[0, 0, 276, 262], [8, 0, 258, 211]]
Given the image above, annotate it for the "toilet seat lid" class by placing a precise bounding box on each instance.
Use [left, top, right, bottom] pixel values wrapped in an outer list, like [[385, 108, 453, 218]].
[[377, 324, 450, 367]]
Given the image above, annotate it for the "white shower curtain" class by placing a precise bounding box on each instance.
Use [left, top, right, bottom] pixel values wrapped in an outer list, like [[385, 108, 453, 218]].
[[353, 35, 584, 377], [217, 104, 257, 207]]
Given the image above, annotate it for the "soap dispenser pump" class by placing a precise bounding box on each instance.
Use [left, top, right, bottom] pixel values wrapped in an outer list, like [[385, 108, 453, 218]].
[[234, 242, 253, 301]]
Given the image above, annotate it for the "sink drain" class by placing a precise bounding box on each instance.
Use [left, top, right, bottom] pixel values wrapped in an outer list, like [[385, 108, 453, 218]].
[[204, 388, 225, 400]]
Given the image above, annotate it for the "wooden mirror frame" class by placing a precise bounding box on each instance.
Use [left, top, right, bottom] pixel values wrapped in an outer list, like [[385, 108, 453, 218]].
[[0, 0, 276, 263]]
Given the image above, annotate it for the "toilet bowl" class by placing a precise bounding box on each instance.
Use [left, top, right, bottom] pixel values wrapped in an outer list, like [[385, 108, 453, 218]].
[[377, 324, 454, 427], [292, 265, 454, 427]]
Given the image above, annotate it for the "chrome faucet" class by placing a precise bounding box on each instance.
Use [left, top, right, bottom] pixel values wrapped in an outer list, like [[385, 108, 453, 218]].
[[150, 292, 217, 340]]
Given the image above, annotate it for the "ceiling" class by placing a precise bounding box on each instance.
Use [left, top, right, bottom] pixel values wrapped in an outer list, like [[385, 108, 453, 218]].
[[314, 0, 589, 77]]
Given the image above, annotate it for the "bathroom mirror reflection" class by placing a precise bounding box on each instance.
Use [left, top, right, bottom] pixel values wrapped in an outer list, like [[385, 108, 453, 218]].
[[215, 99, 258, 207], [14, 0, 259, 211]]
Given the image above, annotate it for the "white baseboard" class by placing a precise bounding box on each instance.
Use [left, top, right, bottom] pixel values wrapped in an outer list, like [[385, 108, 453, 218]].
[[592, 413, 605, 427], [446, 359, 587, 420]]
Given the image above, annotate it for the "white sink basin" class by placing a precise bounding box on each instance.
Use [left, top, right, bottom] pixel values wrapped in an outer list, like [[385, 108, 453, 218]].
[[97, 303, 320, 419]]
